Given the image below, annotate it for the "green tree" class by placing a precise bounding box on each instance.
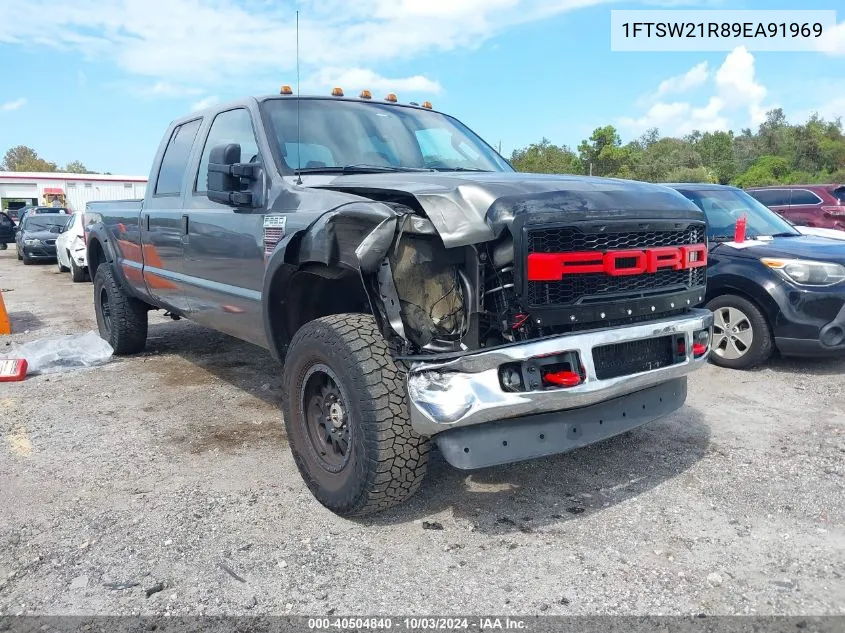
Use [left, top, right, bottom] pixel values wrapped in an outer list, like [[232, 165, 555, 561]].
[[510, 138, 580, 174], [64, 160, 91, 173], [694, 131, 737, 184], [577, 126, 629, 177], [1, 145, 58, 172], [632, 137, 703, 183], [733, 155, 790, 187]]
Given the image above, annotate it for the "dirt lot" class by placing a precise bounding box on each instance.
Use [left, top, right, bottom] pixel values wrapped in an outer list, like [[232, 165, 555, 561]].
[[0, 248, 844, 617]]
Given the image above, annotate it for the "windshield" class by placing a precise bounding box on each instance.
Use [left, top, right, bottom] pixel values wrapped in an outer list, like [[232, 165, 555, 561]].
[[677, 188, 799, 240], [23, 216, 68, 231], [261, 98, 512, 173]]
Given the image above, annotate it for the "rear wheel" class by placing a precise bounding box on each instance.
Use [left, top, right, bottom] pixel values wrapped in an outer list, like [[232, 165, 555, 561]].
[[706, 294, 773, 369], [282, 313, 430, 517], [93, 265, 148, 354]]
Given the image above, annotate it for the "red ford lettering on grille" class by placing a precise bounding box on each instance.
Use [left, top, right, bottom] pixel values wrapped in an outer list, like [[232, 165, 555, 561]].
[[526, 245, 707, 282]]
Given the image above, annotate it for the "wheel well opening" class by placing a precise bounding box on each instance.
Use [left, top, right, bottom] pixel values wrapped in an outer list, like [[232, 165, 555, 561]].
[[268, 267, 372, 357], [88, 239, 106, 278]]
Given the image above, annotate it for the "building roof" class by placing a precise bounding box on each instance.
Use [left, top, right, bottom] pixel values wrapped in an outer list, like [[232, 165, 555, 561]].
[[0, 171, 147, 183]]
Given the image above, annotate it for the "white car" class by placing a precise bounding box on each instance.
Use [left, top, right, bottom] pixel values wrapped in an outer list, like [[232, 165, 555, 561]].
[[56, 213, 89, 282], [795, 225, 845, 240]]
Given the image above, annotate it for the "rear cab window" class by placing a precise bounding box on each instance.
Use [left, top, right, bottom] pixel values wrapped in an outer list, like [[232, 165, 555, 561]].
[[155, 119, 202, 196]]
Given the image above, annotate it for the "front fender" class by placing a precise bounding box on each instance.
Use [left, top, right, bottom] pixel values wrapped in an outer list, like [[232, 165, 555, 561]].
[[261, 201, 400, 361]]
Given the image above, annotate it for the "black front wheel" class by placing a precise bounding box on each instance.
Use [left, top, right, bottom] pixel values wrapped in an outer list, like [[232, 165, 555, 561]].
[[93, 265, 149, 354], [282, 314, 430, 517]]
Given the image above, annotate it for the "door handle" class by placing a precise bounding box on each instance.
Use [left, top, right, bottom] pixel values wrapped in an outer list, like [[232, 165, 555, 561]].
[[181, 214, 189, 235]]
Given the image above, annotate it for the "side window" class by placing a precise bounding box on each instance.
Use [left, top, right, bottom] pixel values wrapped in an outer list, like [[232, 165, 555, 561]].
[[155, 119, 201, 196], [196, 109, 260, 193], [749, 189, 788, 206], [789, 189, 822, 205]]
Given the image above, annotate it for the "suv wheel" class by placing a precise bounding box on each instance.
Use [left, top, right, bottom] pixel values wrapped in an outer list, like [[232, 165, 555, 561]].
[[283, 313, 430, 517], [707, 294, 773, 369], [93, 265, 149, 354]]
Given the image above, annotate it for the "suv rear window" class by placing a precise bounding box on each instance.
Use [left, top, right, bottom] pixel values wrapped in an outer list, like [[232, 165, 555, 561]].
[[789, 189, 822, 205], [155, 119, 201, 196], [748, 189, 790, 206]]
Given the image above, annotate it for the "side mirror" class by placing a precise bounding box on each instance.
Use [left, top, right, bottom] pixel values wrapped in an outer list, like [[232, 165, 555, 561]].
[[207, 143, 260, 208]]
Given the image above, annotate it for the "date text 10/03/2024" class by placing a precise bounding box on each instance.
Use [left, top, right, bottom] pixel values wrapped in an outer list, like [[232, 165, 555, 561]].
[[307, 617, 527, 630]]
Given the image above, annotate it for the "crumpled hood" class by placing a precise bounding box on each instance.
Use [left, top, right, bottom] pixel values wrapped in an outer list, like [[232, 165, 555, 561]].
[[315, 171, 703, 248]]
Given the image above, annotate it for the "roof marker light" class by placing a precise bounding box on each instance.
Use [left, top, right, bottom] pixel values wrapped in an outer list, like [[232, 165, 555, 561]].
[[331, 87, 344, 97], [280, 85, 293, 95], [385, 93, 398, 102], [359, 90, 372, 99], [422, 101, 433, 109]]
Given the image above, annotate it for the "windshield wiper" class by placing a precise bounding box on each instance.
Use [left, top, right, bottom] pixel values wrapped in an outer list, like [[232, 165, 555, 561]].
[[769, 232, 800, 238], [293, 164, 435, 175], [430, 167, 492, 172]]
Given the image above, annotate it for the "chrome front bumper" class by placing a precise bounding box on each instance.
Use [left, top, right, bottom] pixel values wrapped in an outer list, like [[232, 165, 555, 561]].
[[407, 308, 713, 437]]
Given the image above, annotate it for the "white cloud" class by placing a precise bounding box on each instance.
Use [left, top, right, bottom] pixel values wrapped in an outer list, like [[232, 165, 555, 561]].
[[309, 68, 442, 95], [146, 81, 203, 97], [654, 61, 709, 99], [619, 46, 768, 136], [1, 98, 27, 112], [0, 0, 612, 94], [818, 20, 845, 55], [191, 95, 219, 111]]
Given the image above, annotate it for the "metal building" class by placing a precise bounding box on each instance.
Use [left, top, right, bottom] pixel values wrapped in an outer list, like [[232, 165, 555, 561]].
[[0, 171, 147, 218]]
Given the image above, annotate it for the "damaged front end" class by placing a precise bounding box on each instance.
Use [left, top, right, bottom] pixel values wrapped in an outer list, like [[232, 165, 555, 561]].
[[353, 198, 712, 454]]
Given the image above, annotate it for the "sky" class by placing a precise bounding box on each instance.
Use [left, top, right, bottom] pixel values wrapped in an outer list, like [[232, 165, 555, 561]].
[[0, 0, 843, 177]]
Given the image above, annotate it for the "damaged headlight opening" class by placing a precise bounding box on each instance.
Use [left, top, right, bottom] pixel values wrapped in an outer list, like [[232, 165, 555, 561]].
[[762, 258, 845, 286]]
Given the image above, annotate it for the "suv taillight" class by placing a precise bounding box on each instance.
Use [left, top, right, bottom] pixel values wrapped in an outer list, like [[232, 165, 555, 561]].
[[822, 206, 845, 217]]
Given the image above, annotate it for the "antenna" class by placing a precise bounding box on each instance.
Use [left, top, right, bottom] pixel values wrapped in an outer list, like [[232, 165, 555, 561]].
[[295, 9, 303, 185]]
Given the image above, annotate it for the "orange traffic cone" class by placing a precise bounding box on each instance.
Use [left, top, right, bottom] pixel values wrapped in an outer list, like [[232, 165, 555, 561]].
[[0, 289, 10, 335]]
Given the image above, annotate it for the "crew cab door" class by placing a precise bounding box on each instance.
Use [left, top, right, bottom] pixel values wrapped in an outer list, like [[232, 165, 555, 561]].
[[182, 107, 267, 346], [142, 118, 201, 313]]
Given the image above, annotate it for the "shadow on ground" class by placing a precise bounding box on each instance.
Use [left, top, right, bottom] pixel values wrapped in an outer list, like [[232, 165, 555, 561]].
[[141, 318, 711, 533], [7, 310, 46, 332], [765, 353, 845, 376]]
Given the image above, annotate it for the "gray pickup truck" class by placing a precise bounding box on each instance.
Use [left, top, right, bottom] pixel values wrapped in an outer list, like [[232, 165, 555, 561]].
[[86, 91, 713, 516]]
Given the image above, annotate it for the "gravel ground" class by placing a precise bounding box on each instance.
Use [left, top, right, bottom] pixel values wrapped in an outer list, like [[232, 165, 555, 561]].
[[1, 248, 844, 617]]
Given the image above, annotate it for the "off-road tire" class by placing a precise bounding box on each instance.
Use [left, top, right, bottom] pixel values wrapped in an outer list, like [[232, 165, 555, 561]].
[[93, 265, 148, 354], [706, 294, 773, 370], [282, 313, 430, 517], [70, 257, 86, 282]]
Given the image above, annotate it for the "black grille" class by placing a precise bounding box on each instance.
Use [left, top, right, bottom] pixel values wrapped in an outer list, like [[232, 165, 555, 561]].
[[593, 336, 675, 380], [44, 239, 56, 246], [527, 226, 703, 253], [525, 224, 705, 307]]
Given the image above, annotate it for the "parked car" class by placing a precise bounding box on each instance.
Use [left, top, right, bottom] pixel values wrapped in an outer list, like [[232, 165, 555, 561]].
[[56, 213, 89, 281], [667, 183, 845, 369], [15, 214, 68, 264], [84, 92, 713, 516], [0, 211, 15, 249], [746, 185, 845, 231]]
